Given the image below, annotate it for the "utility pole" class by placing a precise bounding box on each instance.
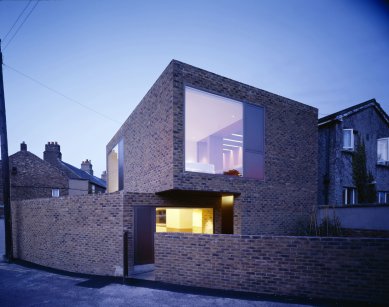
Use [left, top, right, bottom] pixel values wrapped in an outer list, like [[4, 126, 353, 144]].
[[0, 39, 13, 262]]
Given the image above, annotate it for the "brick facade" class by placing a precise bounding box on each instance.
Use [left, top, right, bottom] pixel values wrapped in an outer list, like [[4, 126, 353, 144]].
[[107, 60, 318, 235], [11, 193, 124, 276], [155, 233, 389, 304]]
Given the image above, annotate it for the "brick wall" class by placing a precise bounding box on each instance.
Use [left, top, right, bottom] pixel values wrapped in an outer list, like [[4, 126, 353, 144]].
[[107, 60, 318, 236], [171, 61, 318, 235], [106, 62, 175, 193], [123, 192, 223, 272], [11, 193, 124, 276], [155, 233, 389, 304]]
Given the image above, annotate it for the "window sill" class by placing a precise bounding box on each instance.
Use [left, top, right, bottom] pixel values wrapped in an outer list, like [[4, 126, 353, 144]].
[[341, 149, 354, 154], [377, 161, 389, 168], [183, 170, 264, 182]]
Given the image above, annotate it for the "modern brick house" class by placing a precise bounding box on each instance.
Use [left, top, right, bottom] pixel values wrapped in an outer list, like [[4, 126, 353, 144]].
[[44, 142, 106, 195], [0, 142, 69, 202], [107, 60, 318, 265], [318, 99, 389, 206]]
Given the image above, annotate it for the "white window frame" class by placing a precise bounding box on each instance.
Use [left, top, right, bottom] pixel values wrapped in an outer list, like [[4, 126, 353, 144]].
[[343, 187, 356, 205], [52, 189, 60, 198], [343, 129, 354, 150], [377, 137, 389, 163], [378, 191, 389, 204]]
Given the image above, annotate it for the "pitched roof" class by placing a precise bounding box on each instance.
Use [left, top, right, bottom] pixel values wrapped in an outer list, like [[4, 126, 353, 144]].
[[60, 161, 106, 188], [318, 99, 389, 127]]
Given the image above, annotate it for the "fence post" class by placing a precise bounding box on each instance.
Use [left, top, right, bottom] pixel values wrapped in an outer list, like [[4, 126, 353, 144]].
[[123, 230, 128, 282]]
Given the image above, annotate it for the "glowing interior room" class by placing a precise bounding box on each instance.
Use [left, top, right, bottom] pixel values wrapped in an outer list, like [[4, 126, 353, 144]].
[[156, 208, 214, 234], [185, 86, 264, 179]]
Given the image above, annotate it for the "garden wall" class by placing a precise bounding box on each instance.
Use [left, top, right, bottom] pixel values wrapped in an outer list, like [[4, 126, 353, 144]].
[[318, 205, 389, 233], [11, 193, 124, 276], [155, 233, 389, 304]]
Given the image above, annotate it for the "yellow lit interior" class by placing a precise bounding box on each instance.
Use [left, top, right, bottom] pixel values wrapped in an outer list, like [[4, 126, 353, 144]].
[[222, 195, 234, 206], [156, 208, 213, 234]]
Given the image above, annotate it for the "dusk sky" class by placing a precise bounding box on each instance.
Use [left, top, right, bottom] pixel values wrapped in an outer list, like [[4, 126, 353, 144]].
[[1, 0, 389, 177]]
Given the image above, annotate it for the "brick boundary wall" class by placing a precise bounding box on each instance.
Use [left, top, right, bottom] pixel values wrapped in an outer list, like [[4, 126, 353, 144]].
[[155, 233, 389, 304], [11, 193, 124, 276]]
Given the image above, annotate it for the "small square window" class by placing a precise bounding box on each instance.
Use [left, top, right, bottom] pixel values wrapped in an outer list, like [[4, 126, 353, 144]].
[[343, 129, 354, 150], [52, 189, 60, 198]]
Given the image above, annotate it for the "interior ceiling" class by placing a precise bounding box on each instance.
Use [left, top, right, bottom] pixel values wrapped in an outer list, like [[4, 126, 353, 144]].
[[185, 87, 242, 142]]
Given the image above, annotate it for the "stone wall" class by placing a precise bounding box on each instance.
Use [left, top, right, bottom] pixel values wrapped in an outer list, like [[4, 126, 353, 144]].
[[0, 150, 69, 202], [11, 193, 124, 276], [318, 104, 389, 206], [155, 233, 389, 304]]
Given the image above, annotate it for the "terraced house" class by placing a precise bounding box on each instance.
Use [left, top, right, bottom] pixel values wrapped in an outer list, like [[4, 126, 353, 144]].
[[107, 60, 318, 265]]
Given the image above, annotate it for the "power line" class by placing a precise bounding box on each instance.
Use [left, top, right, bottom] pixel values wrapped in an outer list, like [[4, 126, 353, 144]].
[[3, 0, 39, 51], [3, 63, 120, 124], [2, 0, 33, 43]]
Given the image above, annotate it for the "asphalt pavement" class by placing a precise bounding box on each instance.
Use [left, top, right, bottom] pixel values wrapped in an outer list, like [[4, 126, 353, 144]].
[[0, 218, 345, 307]]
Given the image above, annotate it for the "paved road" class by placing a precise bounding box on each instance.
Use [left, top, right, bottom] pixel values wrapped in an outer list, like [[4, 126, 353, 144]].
[[0, 218, 316, 307], [0, 261, 314, 307]]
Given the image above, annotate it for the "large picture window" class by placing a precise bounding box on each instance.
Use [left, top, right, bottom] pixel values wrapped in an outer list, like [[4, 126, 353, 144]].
[[185, 86, 264, 179]]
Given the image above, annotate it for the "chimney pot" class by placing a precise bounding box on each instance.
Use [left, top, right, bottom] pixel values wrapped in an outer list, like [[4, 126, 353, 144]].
[[44, 141, 62, 164], [20, 142, 27, 151], [81, 159, 93, 176]]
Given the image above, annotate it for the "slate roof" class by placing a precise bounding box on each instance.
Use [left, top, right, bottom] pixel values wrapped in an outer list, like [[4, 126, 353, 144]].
[[60, 161, 106, 188], [318, 99, 389, 127]]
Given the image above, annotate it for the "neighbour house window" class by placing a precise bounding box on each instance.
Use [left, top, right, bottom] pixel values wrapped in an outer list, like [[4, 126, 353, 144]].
[[107, 140, 124, 193], [377, 138, 389, 163], [343, 187, 356, 205], [52, 189, 60, 198], [91, 184, 96, 194], [184, 86, 264, 179], [377, 191, 389, 204], [343, 129, 354, 150]]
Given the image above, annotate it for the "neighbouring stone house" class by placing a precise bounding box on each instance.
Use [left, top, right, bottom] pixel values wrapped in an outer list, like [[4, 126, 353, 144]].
[[106, 59, 318, 265], [0, 141, 106, 202], [0, 142, 69, 202], [318, 99, 389, 206], [43, 141, 106, 195]]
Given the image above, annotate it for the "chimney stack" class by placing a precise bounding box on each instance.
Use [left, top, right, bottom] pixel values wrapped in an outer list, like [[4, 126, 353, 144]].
[[20, 141, 27, 151], [44, 141, 62, 164], [101, 170, 107, 181], [81, 159, 93, 176]]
